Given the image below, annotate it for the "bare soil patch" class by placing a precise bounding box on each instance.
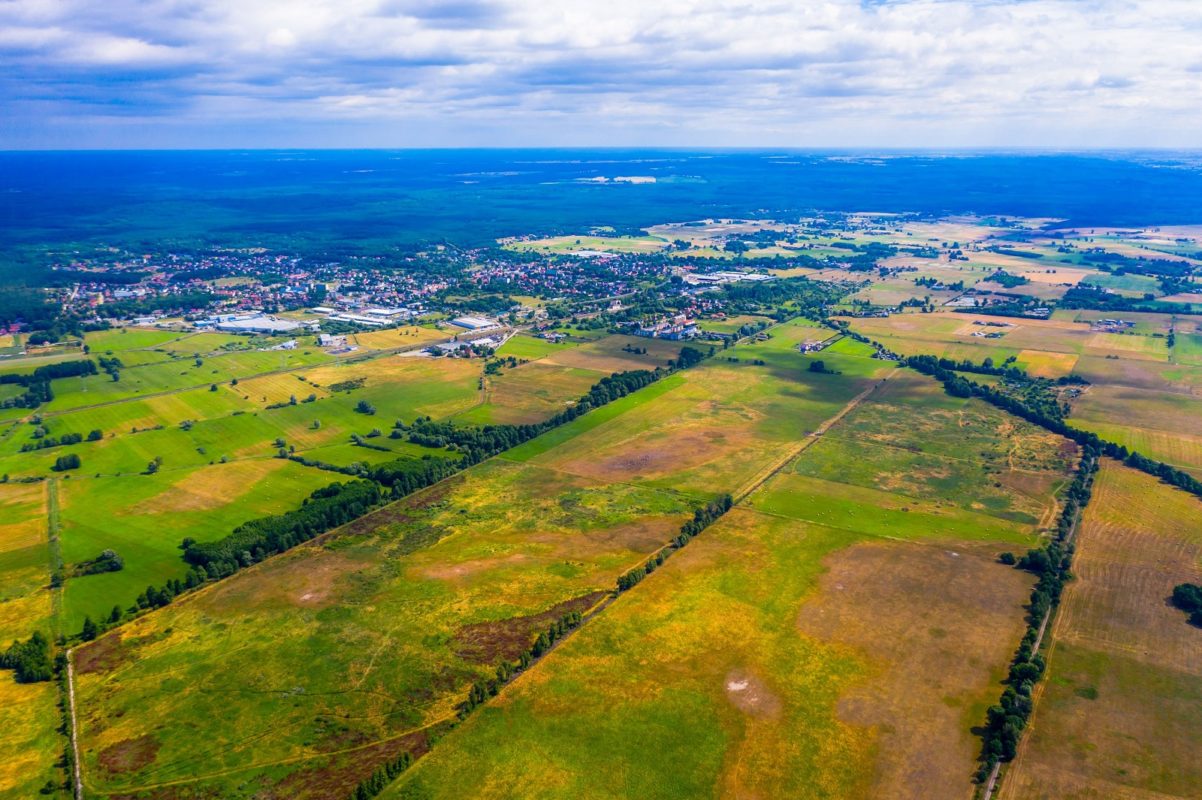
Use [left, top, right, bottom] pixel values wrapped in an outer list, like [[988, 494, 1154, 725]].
[[452, 591, 607, 664], [724, 668, 782, 718], [98, 734, 160, 774], [265, 728, 434, 800], [76, 632, 131, 675]]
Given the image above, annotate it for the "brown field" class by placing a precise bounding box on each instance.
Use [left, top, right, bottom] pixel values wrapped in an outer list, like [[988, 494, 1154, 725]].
[[999, 462, 1202, 800], [135, 458, 301, 513], [797, 539, 1035, 800], [541, 334, 684, 373], [471, 362, 601, 425], [1071, 384, 1202, 437]]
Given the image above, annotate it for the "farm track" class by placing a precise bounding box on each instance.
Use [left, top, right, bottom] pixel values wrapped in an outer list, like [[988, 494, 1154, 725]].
[[731, 367, 899, 504], [69, 318, 856, 796], [66, 650, 83, 800]]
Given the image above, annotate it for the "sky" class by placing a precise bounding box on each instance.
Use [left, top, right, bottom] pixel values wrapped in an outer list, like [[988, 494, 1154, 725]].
[[2, 0, 1202, 149]]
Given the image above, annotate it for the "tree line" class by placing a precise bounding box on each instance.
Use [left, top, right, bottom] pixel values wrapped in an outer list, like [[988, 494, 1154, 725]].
[[978, 447, 1098, 776], [618, 494, 733, 592], [406, 364, 676, 465], [0, 358, 97, 409], [182, 480, 383, 577], [71, 349, 722, 641], [904, 354, 1202, 500]]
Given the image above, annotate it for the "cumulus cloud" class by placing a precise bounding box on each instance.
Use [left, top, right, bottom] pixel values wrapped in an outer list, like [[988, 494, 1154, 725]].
[[1, 0, 1201, 146]]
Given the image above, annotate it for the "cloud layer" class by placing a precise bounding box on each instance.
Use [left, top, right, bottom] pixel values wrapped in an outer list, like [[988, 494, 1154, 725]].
[[3, 0, 1201, 147]]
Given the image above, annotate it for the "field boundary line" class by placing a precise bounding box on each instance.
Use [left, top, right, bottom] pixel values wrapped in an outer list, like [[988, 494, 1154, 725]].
[[47, 478, 64, 640], [731, 368, 898, 504], [96, 715, 457, 794]]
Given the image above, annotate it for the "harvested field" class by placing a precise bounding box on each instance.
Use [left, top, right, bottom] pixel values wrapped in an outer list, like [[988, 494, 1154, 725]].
[[999, 462, 1202, 800]]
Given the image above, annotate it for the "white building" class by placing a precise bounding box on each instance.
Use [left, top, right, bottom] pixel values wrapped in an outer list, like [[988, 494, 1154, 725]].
[[450, 316, 499, 330]]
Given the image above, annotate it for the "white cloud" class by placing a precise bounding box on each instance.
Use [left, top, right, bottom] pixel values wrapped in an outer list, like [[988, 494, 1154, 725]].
[[1, 0, 1201, 146]]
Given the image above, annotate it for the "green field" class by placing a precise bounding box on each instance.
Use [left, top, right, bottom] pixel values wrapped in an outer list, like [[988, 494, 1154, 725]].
[[70, 321, 897, 798], [0, 481, 66, 797], [58, 458, 337, 630], [390, 373, 1069, 800]]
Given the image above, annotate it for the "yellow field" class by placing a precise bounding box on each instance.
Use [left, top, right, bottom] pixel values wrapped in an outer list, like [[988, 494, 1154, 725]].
[[235, 371, 331, 407], [1017, 350, 1079, 379], [352, 325, 447, 351], [0, 679, 62, 797]]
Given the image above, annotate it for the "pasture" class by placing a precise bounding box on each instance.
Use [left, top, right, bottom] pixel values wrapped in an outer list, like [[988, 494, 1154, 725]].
[[58, 458, 336, 630], [391, 366, 1068, 800], [72, 459, 694, 798], [0, 481, 63, 798], [70, 319, 894, 798], [999, 463, 1202, 799]]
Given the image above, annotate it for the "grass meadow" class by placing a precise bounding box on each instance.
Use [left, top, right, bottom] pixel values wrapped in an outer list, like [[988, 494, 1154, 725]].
[[390, 371, 1069, 800], [0, 481, 65, 797], [70, 320, 899, 798]]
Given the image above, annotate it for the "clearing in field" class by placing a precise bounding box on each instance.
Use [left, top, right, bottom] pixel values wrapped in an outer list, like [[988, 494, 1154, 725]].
[[503, 234, 668, 254], [540, 334, 688, 374], [352, 326, 448, 351], [999, 463, 1202, 800], [456, 361, 602, 426]]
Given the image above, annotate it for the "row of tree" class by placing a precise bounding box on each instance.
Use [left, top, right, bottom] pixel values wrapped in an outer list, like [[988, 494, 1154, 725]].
[[407, 366, 674, 465], [904, 355, 1202, 500], [182, 480, 384, 575], [0, 358, 99, 409], [618, 494, 733, 592], [459, 611, 585, 721], [979, 447, 1098, 774], [348, 752, 414, 800]]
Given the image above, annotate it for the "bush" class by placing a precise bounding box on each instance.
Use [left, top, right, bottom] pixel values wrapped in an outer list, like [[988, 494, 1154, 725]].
[[0, 631, 53, 682], [51, 453, 81, 472]]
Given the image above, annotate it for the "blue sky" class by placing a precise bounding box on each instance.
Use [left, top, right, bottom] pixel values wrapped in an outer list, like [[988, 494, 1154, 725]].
[[2, 0, 1201, 149]]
